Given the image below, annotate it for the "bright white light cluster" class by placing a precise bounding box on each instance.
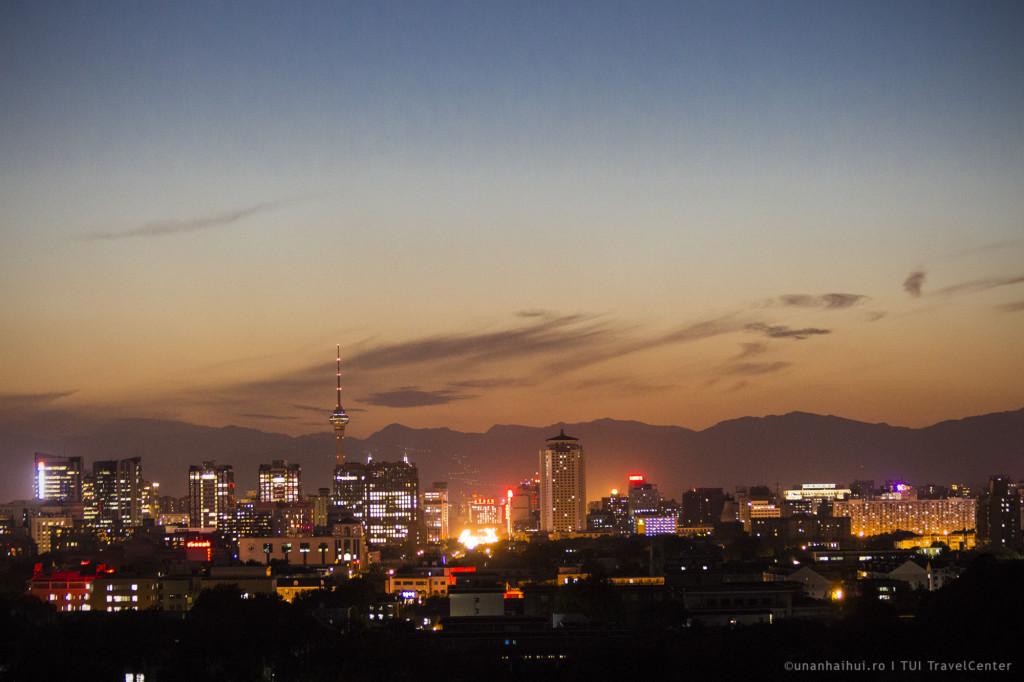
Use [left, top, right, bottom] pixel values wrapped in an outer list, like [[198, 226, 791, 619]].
[[457, 527, 500, 550]]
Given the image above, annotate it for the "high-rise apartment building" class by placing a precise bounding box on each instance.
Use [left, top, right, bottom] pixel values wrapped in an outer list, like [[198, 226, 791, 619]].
[[832, 497, 976, 537], [188, 461, 235, 528], [34, 454, 83, 503], [258, 460, 302, 503], [539, 430, 586, 534], [976, 475, 1021, 549]]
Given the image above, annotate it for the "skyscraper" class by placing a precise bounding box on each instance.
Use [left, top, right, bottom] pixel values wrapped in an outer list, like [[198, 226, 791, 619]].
[[88, 457, 144, 528], [188, 461, 235, 528], [329, 344, 350, 466], [364, 458, 420, 547], [333, 458, 421, 547], [34, 453, 83, 503], [258, 460, 302, 503], [422, 482, 450, 543], [539, 430, 586, 535]]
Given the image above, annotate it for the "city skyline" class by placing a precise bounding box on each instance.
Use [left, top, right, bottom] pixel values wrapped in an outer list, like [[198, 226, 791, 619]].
[[3, 2, 1023, 444]]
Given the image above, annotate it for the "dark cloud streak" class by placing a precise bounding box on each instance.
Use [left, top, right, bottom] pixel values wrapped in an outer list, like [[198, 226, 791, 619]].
[[904, 271, 926, 297], [719, 361, 792, 376], [363, 387, 476, 408], [348, 314, 618, 372], [934, 275, 1024, 297], [778, 293, 866, 309], [78, 202, 278, 240], [745, 323, 831, 340], [0, 390, 79, 409]]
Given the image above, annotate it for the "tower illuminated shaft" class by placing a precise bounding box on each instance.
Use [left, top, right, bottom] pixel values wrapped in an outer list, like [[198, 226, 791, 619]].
[[329, 345, 350, 466]]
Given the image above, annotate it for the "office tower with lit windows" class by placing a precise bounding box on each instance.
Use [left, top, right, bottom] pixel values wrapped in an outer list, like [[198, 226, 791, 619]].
[[364, 458, 420, 547], [88, 457, 144, 528], [258, 460, 302, 503], [626, 474, 661, 517], [188, 461, 235, 528], [332, 461, 367, 523], [34, 453, 83, 503], [332, 457, 420, 547], [422, 482, 450, 543], [539, 430, 586, 534], [976, 475, 1021, 549]]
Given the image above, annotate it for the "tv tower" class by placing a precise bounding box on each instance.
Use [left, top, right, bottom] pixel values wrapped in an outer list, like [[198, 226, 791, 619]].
[[329, 344, 350, 466]]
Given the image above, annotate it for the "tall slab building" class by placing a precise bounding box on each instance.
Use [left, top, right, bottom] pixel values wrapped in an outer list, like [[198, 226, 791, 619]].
[[188, 461, 235, 528], [539, 430, 586, 534]]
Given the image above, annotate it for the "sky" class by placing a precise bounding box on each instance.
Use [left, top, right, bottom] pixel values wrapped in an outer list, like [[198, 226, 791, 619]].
[[2, 1, 1023, 443]]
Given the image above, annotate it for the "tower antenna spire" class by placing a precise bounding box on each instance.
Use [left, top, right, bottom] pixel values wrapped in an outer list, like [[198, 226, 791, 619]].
[[329, 344, 350, 466], [336, 343, 342, 409]]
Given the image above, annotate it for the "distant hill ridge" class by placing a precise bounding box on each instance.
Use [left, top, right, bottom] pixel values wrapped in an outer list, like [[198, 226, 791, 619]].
[[1, 408, 1021, 502]]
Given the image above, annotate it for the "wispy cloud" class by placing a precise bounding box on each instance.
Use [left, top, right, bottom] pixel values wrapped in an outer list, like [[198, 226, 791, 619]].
[[777, 293, 866, 309], [0, 390, 78, 409], [362, 387, 476, 408], [734, 342, 768, 359], [347, 313, 620, 372], [719, 361, 792, 376], [140, 305, 845, 423], [238, 413, 297, 421], [745, 323, 831, 340], [78, 202, 278, 240], [933, 274, 1024, 297], [544, 314, 746, 374], [447, 377, 533, 390], [997, 301, 1024, 313], [904, 271, 926, 297]]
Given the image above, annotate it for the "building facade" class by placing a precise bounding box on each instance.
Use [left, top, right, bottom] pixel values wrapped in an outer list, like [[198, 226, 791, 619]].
[[258, 460, 302, 503], [88, 457, 144, 529], [188, 461, 235, 529], [422, 482, 450, 543], [976, 475, 1021, 549], [364, 459, 420, 547], [832, 497, 976, 537], [34, 454, 83, 504]]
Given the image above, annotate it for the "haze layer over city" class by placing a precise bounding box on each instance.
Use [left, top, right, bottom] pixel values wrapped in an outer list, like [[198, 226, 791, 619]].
[[3, 3, 1023, 472]]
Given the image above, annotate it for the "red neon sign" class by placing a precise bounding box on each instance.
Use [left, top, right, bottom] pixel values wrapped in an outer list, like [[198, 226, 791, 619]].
[[628, 475, 645, 482]]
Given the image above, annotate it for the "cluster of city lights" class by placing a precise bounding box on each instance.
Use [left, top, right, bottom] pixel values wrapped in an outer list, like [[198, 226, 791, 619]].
[[457, 527, 500, 550]]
